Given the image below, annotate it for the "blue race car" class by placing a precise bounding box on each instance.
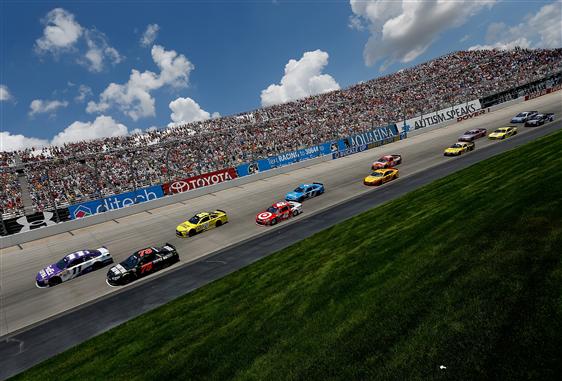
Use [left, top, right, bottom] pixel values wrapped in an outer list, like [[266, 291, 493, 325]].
[[285, 182, 325, 202]]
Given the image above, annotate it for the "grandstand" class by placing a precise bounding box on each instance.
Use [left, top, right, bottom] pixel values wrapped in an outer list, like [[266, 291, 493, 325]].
[[1, 48, 562, 219]]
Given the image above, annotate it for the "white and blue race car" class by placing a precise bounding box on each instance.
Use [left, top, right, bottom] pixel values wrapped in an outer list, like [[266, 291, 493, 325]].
[[510, 111, 538, 123], [36, 248, 113, 287], [285, 182, 325, 202]]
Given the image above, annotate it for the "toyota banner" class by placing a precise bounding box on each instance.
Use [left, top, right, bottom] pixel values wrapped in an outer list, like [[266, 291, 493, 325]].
[[163, 168, 238, 194]]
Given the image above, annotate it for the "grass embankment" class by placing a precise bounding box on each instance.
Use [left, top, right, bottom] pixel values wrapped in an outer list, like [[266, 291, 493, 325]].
[[16, 130, 562, 380]]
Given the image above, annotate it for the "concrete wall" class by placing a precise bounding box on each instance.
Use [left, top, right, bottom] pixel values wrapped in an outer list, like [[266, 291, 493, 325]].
[[1, 155, 332, 248]]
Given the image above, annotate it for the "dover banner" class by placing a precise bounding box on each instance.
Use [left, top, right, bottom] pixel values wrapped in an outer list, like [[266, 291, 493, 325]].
[[405, 99, 482, 130]]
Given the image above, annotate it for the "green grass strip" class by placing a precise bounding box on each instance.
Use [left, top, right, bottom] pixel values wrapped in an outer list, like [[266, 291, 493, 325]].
[[15, 129, 562, 380]]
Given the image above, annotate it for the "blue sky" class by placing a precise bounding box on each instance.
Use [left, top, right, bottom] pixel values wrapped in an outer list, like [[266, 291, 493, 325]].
[[1, 0, 560, 150]]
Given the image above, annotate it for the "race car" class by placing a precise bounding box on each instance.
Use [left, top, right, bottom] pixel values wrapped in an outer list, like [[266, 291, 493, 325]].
[[363, 168, 399, 186], [285, 182, 325, 202], [510, 111, 538, 123], [444, 141, 475, 156], [458, 128, 487, 142], [36, 247, 113, 287], [371, 154, 402, 170], [106, 244, 179, 286], [176, 210, 228, 237], [256, 201, 302, 226], [524, 113, 555, 127], [488, 126, 518, 140]]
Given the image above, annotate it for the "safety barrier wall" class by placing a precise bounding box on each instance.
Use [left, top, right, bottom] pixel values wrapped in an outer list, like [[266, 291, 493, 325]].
[[0, 155, 333, 248]]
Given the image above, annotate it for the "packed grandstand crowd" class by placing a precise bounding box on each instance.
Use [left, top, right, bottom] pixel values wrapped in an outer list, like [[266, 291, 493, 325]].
[[2, 48, 562, 217]]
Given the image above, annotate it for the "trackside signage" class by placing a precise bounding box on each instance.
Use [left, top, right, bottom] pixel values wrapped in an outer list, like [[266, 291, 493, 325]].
[[163, 168, 237, 194], [406, 99, 482, 130], [524, 83, 562, 101], [68, 185, 164, 220]]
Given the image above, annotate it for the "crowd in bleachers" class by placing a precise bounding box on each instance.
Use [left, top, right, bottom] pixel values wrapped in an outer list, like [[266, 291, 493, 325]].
[[2, 48, 561, 217]]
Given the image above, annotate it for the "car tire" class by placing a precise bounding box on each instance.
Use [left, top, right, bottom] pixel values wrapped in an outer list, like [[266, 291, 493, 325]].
[[293, 209, 299, 217], [298, 196, 304, 202], [188, 229, 196, 237], [271, 218, 277, 225], [216, 220, 222, 228], [92, 261, 103, 271], [49, 277, 62, 287]]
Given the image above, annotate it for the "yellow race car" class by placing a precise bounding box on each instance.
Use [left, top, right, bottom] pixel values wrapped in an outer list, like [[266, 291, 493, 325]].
[[176, 210, 228, 237], [488, 126, 517, 140], [363, 168, 399, 186], [444, 141, 475, 156]]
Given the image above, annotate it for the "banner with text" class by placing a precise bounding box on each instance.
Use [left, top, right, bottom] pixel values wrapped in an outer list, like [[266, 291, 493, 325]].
[[68, 185, 164, 220], [163, 168, 237, 195], [406, 100, 482, 130]]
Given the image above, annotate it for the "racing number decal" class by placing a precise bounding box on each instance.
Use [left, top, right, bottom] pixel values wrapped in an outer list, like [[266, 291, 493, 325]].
[[140, 262, 153, 274], [138, 248, 153, 256]]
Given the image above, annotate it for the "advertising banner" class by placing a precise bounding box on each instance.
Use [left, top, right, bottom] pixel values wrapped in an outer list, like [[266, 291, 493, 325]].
[[69, 185, 164, 219], [162, 168, 237, 195], [524, 83, 562, 101], [236, 162, 261, 177], [343, 124, 399, 147], [1, 208, 71, 236], [405, 99, 482, 130], [332, 144, 368, 159]]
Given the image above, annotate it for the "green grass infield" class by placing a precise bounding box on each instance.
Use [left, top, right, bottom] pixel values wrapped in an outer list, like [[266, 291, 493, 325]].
[[14, 129, 562, 380]]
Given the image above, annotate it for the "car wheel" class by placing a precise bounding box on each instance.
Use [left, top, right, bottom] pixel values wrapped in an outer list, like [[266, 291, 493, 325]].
[[188, 229, 196, 237], [216, 220, 222, 227], [271, 218, 277, 225], [394, 174, 399, 179], [298, 196, 304, 202], [293, 209, 299, 217], [92, 262, 103, 271], [49, 277, 62, 287]]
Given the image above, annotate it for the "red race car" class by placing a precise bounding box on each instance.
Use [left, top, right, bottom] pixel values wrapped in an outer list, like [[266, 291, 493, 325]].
[[371, 154, 402, 170], [256, 201, 303, 226]]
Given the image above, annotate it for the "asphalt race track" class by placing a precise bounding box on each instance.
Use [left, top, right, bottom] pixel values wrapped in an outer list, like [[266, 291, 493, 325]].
[[0, 92, 561, 379]]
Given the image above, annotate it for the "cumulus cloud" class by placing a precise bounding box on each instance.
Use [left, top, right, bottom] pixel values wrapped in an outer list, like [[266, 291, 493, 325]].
[[260, 50, 340, 107], [35, 8, 121, 72], [0, 84, 12, 101], [29, 99, 69, 117], [80, 29, 123, 72], [51, 115, 129, 146], [168, 97, 214, 126], [0, 132, 49, 152], [35, 8, 83, 53], [140, 24, 160, 47], [75, 84, 93, 102], [87, 45, 194, 120], [469, 1, 562, 51], [350, 0, 496, 68]]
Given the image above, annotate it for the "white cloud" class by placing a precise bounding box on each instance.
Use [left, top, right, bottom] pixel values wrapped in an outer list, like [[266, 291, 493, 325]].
[[348, 15, 365, 31], [0, 84, 12, 101], [260, 50, 340, 107], [350, 0, 496, 68], [29, 99, 69, 116], [0, 132, 49, 152], [88, 45, 194, 120], [35, 8, 121, 72], [80, 29, 123, 72], [469, 1, 562, 51], [168, 97, 214, 125], [51, 115, 129, 146], [75, 84, 93, 102], [140, 24, 160, 47], [35, 8, 83, 53]]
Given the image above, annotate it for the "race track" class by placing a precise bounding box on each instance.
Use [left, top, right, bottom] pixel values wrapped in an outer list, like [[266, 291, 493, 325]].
[[0, 91, 561, 379]]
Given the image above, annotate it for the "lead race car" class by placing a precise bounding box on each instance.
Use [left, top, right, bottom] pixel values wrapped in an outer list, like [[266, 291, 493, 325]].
[[36, 247, 113, 287], [106, 244, 179, 286], [285, 183, 324, 202], [256, 201, 302, 226], [510, 111, 538, 123]]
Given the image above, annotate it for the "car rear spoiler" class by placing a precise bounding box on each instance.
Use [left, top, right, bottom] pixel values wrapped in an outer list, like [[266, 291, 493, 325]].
[[215, 209, 226, 213], [165, 242, 177, 251], [312, 182, 323, 186]]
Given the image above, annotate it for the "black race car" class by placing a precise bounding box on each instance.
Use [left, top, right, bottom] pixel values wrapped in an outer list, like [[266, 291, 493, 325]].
[[106, 243, 179, 286], [524, 113, 555, 127]]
